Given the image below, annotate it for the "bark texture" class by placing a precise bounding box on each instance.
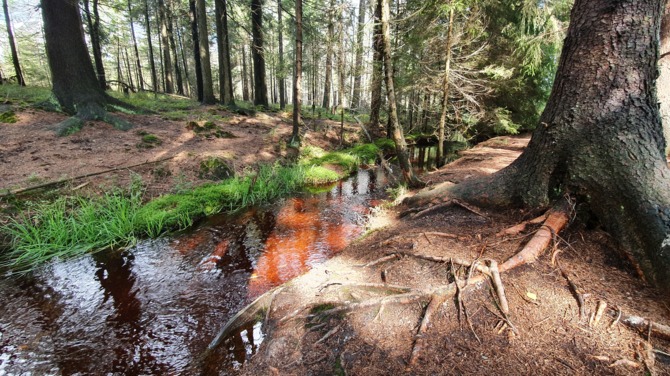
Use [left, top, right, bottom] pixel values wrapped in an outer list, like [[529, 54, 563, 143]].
[[158, 0, 174, 93], [660, 3, 670, 154], [82, 0, 104, 89], [351, 0, 366, 109], [3, 0, 24, 86], [144, 0, 158, 92], [189, 0, 203, 101], [413, 0, 670, 289], [322, 0, 335, 109]]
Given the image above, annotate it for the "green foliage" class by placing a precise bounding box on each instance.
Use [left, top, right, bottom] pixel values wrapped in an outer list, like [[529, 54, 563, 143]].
[[491, 108, 522, 135], [0, 110, 18, 123], [0, 85, 52, 107], [109, 91, 199, 113], [374, 138, 396, 152]]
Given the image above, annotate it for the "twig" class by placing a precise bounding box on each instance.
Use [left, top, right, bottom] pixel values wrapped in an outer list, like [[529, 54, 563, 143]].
[[386, 251, 491, 277], [315, 325, 340, 344], [560, 267, 585, 320]]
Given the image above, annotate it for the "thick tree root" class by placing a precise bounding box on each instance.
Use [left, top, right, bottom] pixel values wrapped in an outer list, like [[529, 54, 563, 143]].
[[496, 213, 548, 237], [408, 293, 448, 366], [53, 101, 134, 136], [610, 309, 670, 341]]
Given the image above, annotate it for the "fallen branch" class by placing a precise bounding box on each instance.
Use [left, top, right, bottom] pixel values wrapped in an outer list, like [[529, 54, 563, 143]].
[[385, 251, 491, 277], [489, 260, 509, 315], [0, 155, 176, 197], [410, 199, 488, 220], [610, 309, 670, 341]]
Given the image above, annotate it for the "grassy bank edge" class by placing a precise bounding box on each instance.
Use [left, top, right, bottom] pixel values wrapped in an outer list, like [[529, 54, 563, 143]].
[[1, 140, 395, 273]]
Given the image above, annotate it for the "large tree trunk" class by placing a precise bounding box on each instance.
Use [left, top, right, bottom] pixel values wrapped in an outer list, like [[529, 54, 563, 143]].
[[380, 0, 423, 188], [290, 0, 303, 146], [369, 0, 383, 128], [242, 45, 250, 101], [82, 0, 105, 90], [215, 0, 235, 105], [660, 3, 670, 155], [158, 0, 174, 93], [436, 8, 454, 168], [351, 0, 366, 109], [41, 0, 134, 135], [196, 0, 215, 103], [413, 0, 670, 289], [322, 0, 335, 109], [277, 0, 286, 109], [251, 0, 269, 107], [144, 0, 158, 92], [3, 0, 24, 86]]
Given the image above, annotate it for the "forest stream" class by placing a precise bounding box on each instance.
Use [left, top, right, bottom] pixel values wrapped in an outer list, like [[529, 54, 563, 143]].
[[0, 167, 393, 375]]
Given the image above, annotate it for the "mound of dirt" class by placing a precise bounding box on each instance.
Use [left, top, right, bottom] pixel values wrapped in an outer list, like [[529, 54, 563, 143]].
[[237, 136, 670, 376]]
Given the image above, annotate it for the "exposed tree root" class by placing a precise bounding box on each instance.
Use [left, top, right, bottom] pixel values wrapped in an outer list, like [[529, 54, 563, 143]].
[[499, 198, 571, 272], [408, 293, 448, 366], [610, 309, 670, 341], [496, 213, 548, 237], [560, 267, 586, 320]]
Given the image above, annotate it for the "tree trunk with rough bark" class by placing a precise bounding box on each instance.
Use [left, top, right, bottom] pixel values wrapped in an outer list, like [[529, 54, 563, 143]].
[[215, 0, 235, 105], [41, 0, 136, 136], [251, 0, 269, 107], [380, 0, 423, 188], [3, 0, 24, 86], [322, 0, 335, 109], [167, 2, 184, 95], [290, 0, 303, 146], [196, 0, 215, 103], [659, 3, 669, 154], [412, 0, 670, 290], [369, 0, 383, 128], [242, 45, 250, 101], [351, 0, 366, 109]]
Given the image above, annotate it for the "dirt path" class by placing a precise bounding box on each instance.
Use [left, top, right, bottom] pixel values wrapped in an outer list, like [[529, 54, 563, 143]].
[[237, 136, 670, 376]]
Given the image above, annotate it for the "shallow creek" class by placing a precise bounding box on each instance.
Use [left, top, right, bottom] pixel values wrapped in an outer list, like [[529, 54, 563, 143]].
[[0, 168, 390, 375]]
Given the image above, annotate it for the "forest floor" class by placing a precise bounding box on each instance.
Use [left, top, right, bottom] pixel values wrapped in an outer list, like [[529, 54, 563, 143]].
[[239, 137, 670, 376], [0, 104, 361, 204], [1, 99, 670, 375]]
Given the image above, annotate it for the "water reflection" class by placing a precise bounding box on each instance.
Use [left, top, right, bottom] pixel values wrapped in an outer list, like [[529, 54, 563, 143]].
[[0, 168, 389, 375]]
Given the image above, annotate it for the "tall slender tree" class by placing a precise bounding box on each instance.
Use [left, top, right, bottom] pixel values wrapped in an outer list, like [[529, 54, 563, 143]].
[[215, 0, 235, 105], [144, 0, 158, 92], [196, 0, 215, 103], [158, 0, 174, 93], [351, 0, 366, 109], [381, 0, 423, 187], [436, 7, 455, 167], [290, 0, 303, 146], [369, 0, 383, 128], [82, 0, 105, 89], [277, 0, 286, 109], [322, 0, 335, 109], [2, 0, 23, 86], [189, 0, 203, 101], [127, 0, 144, 91], [167, 2, 184, 95], [251, 0, 269, 106]]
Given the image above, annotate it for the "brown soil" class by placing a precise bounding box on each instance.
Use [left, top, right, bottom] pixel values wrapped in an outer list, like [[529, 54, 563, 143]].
[[0, 107, 358, 201], [239, 136, 670, 376]]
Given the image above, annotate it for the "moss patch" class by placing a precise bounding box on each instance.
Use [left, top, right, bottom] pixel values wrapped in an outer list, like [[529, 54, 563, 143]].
[[0, 110, 18, 123], [199, 157, 234, 181]]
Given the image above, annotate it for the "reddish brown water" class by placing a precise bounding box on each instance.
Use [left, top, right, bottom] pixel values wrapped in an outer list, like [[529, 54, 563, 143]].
[[0, 168, 388, 375]]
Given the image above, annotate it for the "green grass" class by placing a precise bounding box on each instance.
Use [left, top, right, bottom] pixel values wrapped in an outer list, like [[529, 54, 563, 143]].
[[0, 84, 52, 106], [2, 192, 142, 273], [109, 91, 199, 113], [1, 141, 385, 273]]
